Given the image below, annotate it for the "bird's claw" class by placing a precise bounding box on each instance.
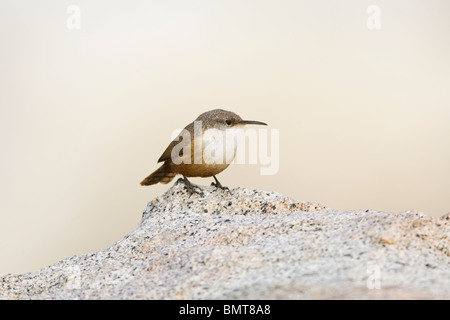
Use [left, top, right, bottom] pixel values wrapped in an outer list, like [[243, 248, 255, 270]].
[[182, 177, 204, 196], [211, 181, 229, 191]]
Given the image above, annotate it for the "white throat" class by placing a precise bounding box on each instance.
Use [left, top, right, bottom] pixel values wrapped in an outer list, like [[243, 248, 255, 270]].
[[202, 127, 244, 165]]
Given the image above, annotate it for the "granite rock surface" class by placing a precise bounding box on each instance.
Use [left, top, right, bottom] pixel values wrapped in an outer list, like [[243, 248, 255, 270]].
[[1, 179, 449, 299]]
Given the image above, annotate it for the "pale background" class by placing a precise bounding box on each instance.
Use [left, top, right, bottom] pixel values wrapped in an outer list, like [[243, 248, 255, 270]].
[[1, 0, 449, 276]]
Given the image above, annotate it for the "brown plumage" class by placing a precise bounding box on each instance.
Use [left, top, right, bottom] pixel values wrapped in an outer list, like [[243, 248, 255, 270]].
[[139, 161, 177, 185], [140, 109, 267, 193]]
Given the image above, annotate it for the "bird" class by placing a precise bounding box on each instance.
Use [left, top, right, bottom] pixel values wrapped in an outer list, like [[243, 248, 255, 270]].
[[140, 109, 267, 194]]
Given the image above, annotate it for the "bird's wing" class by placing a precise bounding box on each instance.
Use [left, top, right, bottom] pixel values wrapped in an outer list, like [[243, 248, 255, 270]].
[[157, 122, 195, 163], [157, 140, 178, 163]]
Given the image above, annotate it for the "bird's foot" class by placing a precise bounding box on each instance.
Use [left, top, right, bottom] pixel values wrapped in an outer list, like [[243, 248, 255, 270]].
[[211, 176, 229, 191], [186, 185, 204, 196], [182, 177, 204, 196], [211, 182, 229, 191]]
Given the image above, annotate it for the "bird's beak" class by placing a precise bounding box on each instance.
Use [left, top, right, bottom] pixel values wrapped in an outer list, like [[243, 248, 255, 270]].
[[238, 120, 268, 126]]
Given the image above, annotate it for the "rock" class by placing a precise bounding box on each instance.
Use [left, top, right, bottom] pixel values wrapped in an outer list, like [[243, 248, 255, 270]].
[[1, 179, 449, 299]]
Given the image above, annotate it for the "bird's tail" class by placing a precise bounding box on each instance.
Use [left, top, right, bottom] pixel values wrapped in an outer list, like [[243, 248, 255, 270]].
[[140, 162, 176, 186]]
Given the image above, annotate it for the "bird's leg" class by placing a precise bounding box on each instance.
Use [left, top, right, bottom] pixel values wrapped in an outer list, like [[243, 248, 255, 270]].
[[182, 176, 203, 195], [211, 175, 229, 191]]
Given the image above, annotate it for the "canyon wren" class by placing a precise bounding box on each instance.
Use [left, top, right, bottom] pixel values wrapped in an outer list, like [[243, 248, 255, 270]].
[[140, 109, 267, 193]]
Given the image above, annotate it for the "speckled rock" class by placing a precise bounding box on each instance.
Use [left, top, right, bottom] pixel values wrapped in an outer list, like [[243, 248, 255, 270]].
[[1, 181, 449, 299], [142, 178, 326, 218]]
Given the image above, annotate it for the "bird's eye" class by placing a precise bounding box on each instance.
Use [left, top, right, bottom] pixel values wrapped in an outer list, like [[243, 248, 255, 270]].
[[226, 120, 232, 125]]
